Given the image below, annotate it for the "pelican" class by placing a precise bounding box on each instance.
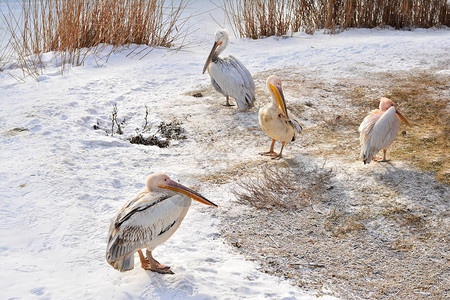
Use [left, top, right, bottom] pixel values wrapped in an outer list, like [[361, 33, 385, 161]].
[[202, 29, 255, 110], [359, 97, 411, 164], [106, 173, 217, 274], [259, 75, 302, 160]]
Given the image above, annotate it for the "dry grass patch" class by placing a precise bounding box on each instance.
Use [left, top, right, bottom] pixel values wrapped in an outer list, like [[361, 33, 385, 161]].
[[234, 163, 332, 209], [198, 159, 268, 185], [324, 208, 369, 237], [382, 72, 450, 183]]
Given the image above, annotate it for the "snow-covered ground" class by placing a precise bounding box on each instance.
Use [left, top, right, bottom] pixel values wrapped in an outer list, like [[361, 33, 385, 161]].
[[0, 1, 448, 299]]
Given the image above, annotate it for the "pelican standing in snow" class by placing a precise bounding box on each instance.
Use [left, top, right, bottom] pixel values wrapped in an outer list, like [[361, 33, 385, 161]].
[[359, 97, 411, 164], [259, 75, 302, 160], [106, 173, 217, 274], [202, 29, 255, 110]]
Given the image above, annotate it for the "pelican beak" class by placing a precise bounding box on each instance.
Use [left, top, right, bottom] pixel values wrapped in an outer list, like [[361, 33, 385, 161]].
[[269, 83, 288, 118], [396, 109, 411, 127], [202, 41, 221, 74], [162, 179, 218, 207]]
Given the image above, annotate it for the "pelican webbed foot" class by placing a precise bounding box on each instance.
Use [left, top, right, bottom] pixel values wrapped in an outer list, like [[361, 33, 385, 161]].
[[373, 157, 390, 163], [138, 249, 174, 275], [271, 153, 283, 160], [259, 151, 277, 156], [270, 142, 285, 160], [260, 139, 277, 157]]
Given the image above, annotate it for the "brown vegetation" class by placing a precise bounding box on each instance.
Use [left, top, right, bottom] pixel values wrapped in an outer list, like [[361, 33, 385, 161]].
[[0, 0, 190, 79], [233, 163, 332, 209], [220, 66, 449, 299], [222, 0, 449, 38]]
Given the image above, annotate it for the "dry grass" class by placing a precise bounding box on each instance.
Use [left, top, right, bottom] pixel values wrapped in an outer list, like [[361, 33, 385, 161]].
[[220, 191, 449, 298], [222, 0, 449, 38], [203, 65, 449, 298], [384, 72, 450, 183], [1, 0, 190, 80], [233, 163, 332, 209]]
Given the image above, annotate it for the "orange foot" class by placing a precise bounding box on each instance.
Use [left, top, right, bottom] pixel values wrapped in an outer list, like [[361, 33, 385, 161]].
[[373, 156, 390, 162], [260, 151, 277, 156], [141, 260, 173, 274], [271, 153, 282, 160], [138, 250, 174, 275]]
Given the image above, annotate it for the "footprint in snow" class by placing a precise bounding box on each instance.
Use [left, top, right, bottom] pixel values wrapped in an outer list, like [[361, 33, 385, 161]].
[[30, 287, 46, 296], [30, 125, 42, 132], [112, 179, 122, 189]]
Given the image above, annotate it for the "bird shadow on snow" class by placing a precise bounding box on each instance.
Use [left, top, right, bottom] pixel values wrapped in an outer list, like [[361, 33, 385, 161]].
[[139, 271, 210, 299], [370, 162, 448, 212]]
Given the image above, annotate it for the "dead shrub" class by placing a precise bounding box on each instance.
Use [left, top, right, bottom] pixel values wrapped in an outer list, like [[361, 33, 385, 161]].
[[110, 103, 126, 136], [233, 163, 332, 209], [129, 119, 186, 148]]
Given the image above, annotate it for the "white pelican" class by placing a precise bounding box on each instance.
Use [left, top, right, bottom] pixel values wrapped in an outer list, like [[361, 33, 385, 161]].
[[202, 29, 255, 110], [106, 173, 217, 274], [359, 97, 411, 164], [259, 75, 302, 160]]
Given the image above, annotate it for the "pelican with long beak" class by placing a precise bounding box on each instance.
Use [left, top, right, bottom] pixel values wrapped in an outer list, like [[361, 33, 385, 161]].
[[259, 75, 303, 160], [359, 97, 411, 164], [106, 173, 217, 274], [202, 29, 255, 110]]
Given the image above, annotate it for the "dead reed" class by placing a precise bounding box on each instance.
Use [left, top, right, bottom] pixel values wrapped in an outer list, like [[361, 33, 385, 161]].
[[233, 164, 332, 209], [1, 0, 190, 79], [223, 0, 295, 39], [223, 0, 449, 38]]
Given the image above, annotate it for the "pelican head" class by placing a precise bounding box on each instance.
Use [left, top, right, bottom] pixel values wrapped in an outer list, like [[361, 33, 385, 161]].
[[379, 97, 411, 126], [266, 75, 288, 117], [202, 29, 230, 74], [146, 173, 218, 207]]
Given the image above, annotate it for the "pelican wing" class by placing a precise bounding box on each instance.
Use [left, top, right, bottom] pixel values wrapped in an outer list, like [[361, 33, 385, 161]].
[[279, 110, 302, 134], [359, 107, 399, 163], [209, 55, 255, 110], [106, 192, 186, 264], [228, 55, 255, 92], [288, 113, 303, 134]]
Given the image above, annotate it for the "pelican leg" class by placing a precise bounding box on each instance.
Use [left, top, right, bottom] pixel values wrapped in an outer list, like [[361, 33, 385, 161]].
[[380, 149, 390, 162], [374, 150, 389, 162], [271, 142, 285, 160], [223, 96, 235, 107], [260, 139, 277, 156], [138, 249, 174, 274]]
